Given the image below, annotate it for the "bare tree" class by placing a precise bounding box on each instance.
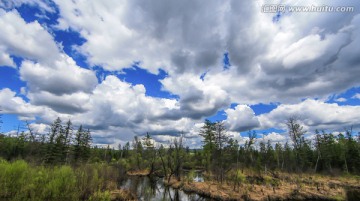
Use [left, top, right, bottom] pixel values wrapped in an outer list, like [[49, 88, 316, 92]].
[[286, 117, 306, 171], [286, 117, 306, 150]]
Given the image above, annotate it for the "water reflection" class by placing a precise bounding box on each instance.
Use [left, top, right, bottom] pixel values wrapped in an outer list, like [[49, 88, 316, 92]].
[[120, 176, 211, 201]]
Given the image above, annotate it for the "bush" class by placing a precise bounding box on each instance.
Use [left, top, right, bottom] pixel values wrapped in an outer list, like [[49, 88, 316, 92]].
[[88, 190, 111, 201], [0, 159, 119, 201], [43, 166, 78, 200], [185, 170, 196, 183], [0, 160, 29, 198]]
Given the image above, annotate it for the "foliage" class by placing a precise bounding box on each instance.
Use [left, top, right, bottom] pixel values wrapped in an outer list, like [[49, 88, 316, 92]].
[[0, 159, 119, 201]]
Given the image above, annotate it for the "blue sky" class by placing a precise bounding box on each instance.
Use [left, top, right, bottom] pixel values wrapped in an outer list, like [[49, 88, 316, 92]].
[[0, 0, 360, 147]]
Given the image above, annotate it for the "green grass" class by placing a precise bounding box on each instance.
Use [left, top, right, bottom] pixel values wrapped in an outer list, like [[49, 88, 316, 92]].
[[0, 159, 118, 201]]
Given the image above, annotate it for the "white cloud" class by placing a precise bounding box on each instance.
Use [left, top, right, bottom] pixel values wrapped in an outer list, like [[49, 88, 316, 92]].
[[51, 0, 360, 109], [52, 75, 200, 144], [352, 93, 360, 100], [224, 105, 260, 132], [335, 97, 347, 102], [27, 91, 91, 114], [0, 0, 55, 13], [28, 122, 49, 135], [0, 9, 98, 96], [20, 54, 98, 95], [0, 46, 15, 67], [0, 9, 59, 64], [161, 73, 230, 119], [258, 132, 288, 144], [0, 88, 44, 120], [259, 99, 360, 132]]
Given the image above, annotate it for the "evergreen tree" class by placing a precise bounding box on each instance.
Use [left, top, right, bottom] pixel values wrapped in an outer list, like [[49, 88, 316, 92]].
[[44, 117, 63, 165], [73, 125, 92, 163], [199, 119, 216, 171]]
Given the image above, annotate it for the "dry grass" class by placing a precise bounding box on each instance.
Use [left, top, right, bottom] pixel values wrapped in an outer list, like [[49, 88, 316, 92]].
[[126, 169, 150, 176], [110, 189, 137, 201], [165, 170, 359, 201]]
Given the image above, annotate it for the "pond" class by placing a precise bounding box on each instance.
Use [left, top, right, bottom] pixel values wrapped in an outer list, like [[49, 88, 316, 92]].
[[119, 175, 212, 201]]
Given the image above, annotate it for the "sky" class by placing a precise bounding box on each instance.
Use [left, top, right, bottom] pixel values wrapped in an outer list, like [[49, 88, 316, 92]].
[[0, 0, 360, 148]]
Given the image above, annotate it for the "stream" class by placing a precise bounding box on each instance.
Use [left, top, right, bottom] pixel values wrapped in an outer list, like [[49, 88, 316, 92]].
[[119, 172, 212, 201]]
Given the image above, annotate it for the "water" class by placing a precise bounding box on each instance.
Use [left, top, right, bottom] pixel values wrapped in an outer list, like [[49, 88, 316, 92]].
[[119, 176, 212, 201]]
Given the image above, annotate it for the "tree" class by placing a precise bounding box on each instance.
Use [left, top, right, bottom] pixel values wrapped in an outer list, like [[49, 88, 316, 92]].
[[199, 119, 216, 171], [214, 121, 228, 150], [63, 120, 73, 164], [142, 133, 156, 174], [286, 117, 306, 150], [199, 120, 216, 151], [212, 121, 228, 183], [286, 117, 306, 171], [344, 128, 360, 174], [132, 136, 143, 170], [44, 117, 63, 165], [274, 142, 284, 170], [122, 142, 130, 158], [158, 144, 168, 178], [73, 125, 92, 164], [167, 136, 185, 181], [314, 129, 322, 173], [244, 130, 257, 167]]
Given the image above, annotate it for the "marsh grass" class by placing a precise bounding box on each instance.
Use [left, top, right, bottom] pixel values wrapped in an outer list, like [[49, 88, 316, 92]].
[[0, 159, 118, 201]]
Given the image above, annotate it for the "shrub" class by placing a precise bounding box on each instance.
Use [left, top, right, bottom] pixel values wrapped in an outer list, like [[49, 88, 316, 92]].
[[0, 160, 120, 201], [88, 190, 111, 201]]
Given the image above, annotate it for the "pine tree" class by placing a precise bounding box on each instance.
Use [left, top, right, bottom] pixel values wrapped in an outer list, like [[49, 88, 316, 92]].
[[199, 119, 216, 171], [45, 117, 63, 165], [73, 125, 91, 163]]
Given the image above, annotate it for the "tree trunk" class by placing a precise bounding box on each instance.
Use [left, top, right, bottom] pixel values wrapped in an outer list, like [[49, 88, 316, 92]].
[[314, 151, 321, 173]]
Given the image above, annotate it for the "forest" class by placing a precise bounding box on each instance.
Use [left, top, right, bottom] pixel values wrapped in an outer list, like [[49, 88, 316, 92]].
[[0, 116, 360, 200]]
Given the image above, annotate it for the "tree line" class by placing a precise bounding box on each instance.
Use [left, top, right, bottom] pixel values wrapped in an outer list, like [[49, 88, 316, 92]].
[[0, 116, 360, 180], [0, 117, 92, 165], [121, 118, 360, 181]]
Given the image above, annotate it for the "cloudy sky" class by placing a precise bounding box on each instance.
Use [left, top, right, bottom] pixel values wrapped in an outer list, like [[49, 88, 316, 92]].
[[0, 0, 359, 147]]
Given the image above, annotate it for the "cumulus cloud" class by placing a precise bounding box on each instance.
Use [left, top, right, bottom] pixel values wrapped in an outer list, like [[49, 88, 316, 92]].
[[20, 55, 98, 95], [259, 99, 360, 132], [0, 8, 99, 119], [258, 132, 288, 145], [51, 0, 360, 115], [0, 9, 98, 96], [54, 0, 227, 74], [224, 105, 260, 132], [161, 73, 230, 119], [0, 88, 44, 120], [352, 93, 360, 100], [47, 75, 199, 145], [0, 9, 59, 64], [0, 0, 55, 13], [0, 46, 15, 67], [27, 91, 91, 114], [28, 122, 49, 135]]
